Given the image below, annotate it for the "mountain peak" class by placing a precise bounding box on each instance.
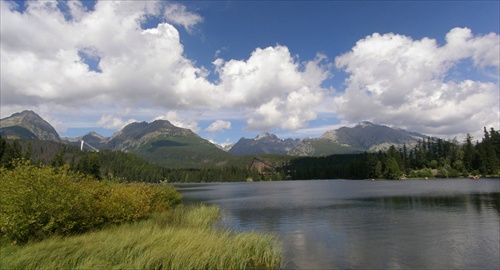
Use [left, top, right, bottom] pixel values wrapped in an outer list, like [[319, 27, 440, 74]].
[[11, 110, 37, 117], [255, 132, 278, 140], [151, 119, 175, 127], [229, 133, 299, 155], [0, 110, 60, 141], [8, 110, 43, 122], [321, 121, 422, 151], [83, 131, 105, 140], [356, 121, 374, 127]]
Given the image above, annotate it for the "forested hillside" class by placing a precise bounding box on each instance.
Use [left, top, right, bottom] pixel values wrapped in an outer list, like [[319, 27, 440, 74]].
[[1, 127, 499, 181], [286, 127, 500, 179], [0, 136, 269, 182]]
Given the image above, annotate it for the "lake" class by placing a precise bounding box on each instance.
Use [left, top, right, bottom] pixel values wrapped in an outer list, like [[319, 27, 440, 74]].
[[175, 179, 500, 269]]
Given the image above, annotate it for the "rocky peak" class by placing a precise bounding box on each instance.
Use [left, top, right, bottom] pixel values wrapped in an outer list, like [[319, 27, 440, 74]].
[[229, 133, 300, 155], [320, 130, 337, 141], [0, 110, 60, 141], [255, 132, 279, 141], [84, 131, 105, 139], [356, 121, 374, 127]]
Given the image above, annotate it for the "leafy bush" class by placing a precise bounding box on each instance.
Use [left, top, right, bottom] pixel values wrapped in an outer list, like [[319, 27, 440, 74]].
[[409, 167, 434, 178], [0, 160, 181, 243]]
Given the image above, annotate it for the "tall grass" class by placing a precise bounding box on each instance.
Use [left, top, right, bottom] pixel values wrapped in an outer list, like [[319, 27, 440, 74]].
[[0, 204, 282, 269]]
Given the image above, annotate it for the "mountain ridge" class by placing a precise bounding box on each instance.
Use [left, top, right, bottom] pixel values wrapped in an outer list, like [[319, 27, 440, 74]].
[[228, 133, 301, 155], [230, 121, 427, 156], [1, 111, 432, 163], [0, 110, 61, 141]]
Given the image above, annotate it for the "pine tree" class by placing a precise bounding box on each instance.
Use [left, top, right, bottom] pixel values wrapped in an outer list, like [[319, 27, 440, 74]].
[[0, 135, 6, 164], [462, 134, 476, 172], [478, 127, 498, 175]]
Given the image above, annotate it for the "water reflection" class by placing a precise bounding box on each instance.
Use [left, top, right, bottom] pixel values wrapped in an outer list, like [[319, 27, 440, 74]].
[[177, 179, 500, 269], [359, 192, 500, 213]]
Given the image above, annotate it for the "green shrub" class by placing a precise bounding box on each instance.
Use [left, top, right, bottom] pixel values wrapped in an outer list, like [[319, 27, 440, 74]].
[[409, 167, 434, 178], [0, 160, 181, 243]]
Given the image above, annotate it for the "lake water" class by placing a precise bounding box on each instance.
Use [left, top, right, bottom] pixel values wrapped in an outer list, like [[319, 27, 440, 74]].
[[175, 179, 500, 269]]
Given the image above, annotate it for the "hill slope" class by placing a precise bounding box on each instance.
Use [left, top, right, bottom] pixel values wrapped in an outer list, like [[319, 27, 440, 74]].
[[320, 121, 425, 151], [105, 120, 230, 168], [0, 111, 60, 141]]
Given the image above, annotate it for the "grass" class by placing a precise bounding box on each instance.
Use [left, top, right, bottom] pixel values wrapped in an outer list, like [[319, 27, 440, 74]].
[[0, 204, 282, 269]]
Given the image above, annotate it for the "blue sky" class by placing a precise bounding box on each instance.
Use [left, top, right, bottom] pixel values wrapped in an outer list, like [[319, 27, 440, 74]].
[[1, 0, 499, 146]]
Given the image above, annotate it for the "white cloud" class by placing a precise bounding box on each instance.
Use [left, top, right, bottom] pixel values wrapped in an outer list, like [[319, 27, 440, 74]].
[[0, 1, 332, 134], [443, 27, 499, 68], [277, 122, 356, 139], [97, 114, 137, 130], [206, 120, 232, 132], [216, 47, 329, 130], [334, 28, 499, 138], [164, 3, 203, 34], [1, 1, 216, 110], [154, 111, 200, 133], [1, 1, 497, 140]]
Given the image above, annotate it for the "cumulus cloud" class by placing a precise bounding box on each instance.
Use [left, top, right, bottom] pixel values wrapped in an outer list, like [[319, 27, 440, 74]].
[[164, 3, 203, 34], [97, 114, 137, 130], [334, 27, 499, 138], [154, 111, 201, 133], [1, 0, 331, 133], [1, 1, 497, 139], [1, 1, 216, 111], [216, 47, 329, 130], [206, 120, 232, 132]]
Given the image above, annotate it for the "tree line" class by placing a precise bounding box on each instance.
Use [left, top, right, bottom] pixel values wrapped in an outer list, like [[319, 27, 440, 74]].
[[285, 127, 500, 180], [1, 127, 499, 182], [0, 136, 267, 183]]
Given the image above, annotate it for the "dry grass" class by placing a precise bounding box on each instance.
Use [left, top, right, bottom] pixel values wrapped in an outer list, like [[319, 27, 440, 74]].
[[0, 204, 282, 269]]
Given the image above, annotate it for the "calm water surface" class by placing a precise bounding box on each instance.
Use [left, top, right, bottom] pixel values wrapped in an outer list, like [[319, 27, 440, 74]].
[[175, 179, 500, 269]]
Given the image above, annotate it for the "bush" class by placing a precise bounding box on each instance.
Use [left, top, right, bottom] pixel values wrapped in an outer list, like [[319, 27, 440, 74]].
[[0, 160, 182, 243], [409, 167, 434, 178]]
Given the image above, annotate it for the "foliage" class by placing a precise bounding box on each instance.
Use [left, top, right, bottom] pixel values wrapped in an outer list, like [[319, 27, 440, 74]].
[[1, 204, 282, 270], [1, 126, 499, 182], [284, 127, 500, 180], [0, 160, 181, 243]]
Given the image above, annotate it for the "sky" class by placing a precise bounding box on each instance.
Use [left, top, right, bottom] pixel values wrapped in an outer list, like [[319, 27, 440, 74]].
[[1, 0, 499, 147]]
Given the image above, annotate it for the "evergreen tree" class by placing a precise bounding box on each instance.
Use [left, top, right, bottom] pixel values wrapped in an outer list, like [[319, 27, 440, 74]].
[[50, 148, 66, 167], [478, 127, 498, 174], [462, 134, 476, 172], [1, 139, 22, 168], [76, 153, 101, 179], [0, 135, 6, 164], [22, 142, 32, 161], [384, 157, 401, 180]]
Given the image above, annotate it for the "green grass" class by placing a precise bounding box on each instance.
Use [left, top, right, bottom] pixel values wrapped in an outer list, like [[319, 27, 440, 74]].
[[0, 204, 282, 269]]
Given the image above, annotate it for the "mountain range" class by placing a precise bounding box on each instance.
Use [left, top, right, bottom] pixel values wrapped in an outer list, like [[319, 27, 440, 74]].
[[229, 121, 427, 156], [1, 110, 429, 167]]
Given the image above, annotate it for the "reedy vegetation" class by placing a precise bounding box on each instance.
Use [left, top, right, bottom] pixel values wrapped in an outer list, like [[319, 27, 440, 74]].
[[0, 161, 282, 269], [1, 205, 282, 269]]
